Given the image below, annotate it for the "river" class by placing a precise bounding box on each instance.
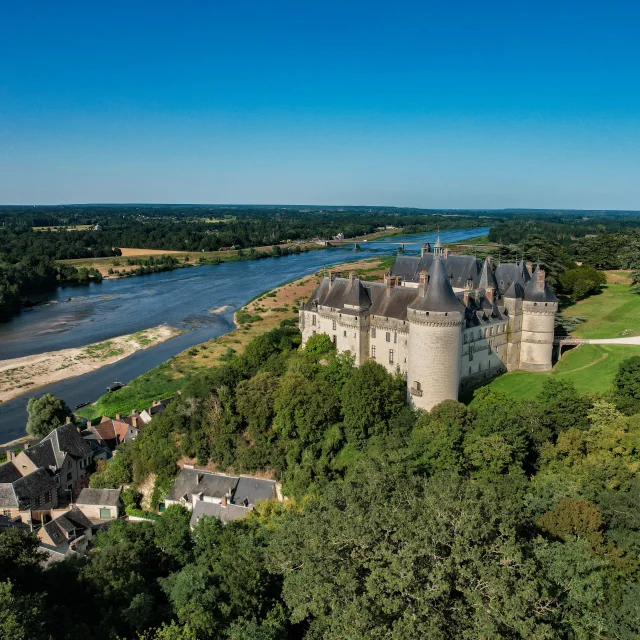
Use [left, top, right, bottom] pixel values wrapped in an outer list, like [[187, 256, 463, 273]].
[[0, 227, 488, 440]]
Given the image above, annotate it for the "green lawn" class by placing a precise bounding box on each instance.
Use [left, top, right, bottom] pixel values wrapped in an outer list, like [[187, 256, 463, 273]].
[[561, 284, 640, 338], [475, 344, 637, 403]]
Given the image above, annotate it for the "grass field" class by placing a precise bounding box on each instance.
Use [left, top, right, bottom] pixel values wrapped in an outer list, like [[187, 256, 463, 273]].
[[560, 283, 640, 338], [469, 279, 640, 403], [470, 344, 638, 403]]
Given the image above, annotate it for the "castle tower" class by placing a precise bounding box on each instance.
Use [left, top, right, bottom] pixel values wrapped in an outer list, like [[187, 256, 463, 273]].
[[407, 256, 465, 411], [520, 265, 558, 371], [503, 281, 524, 371]]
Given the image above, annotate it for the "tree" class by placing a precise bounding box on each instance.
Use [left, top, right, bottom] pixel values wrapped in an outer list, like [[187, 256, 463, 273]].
[[340, 361, 406, 445], [154, 504, 194, 568], [614, 356, 640, 414], [270, 465, 558, 639], [536, 378, 591, 435], [25, 393, 71, 438], [559, 265, 606, 300]]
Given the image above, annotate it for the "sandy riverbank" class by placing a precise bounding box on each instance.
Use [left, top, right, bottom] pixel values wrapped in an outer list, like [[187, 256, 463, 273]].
[[0, 325, 182, 404]]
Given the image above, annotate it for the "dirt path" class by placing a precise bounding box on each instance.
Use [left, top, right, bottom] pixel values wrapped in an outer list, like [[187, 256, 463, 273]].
[[583, 337, 640, 345], [0, 325, 181, 403]]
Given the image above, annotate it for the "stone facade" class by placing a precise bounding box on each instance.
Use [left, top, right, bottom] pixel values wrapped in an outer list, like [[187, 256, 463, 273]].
[[301, 245, 558, 411]]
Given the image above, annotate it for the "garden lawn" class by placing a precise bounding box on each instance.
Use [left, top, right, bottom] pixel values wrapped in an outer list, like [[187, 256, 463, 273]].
[[470, 344, 639, 403], [561, 283, 640, 338]]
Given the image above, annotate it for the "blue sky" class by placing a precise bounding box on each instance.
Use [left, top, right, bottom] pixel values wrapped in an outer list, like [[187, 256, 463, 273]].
[[1, 0, 639, 208]]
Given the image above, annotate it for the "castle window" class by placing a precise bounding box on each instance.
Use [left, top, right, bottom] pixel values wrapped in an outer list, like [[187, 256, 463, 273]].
[[478, 363, 482, 372], [332, 335, 337, 346], [312, 315, 316, 326], [469, 367, 472, 375], [463, 334, 467, 344], [386, 332, 391, 342], [389, 349, 394, 364], [343, 331, 347, 337], [371, 345, 376, 358], [332, 320, 337, 330], [394, 332, 397, 344], [371, 328, 376, 338]]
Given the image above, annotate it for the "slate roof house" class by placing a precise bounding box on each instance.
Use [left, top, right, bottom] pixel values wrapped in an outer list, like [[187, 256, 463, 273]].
[[37, 507, 94, 563], [9, 423, 93, 499], [164, 467, 278, 527], [76, 487, 122, 520], [300, 235, 558, 410]]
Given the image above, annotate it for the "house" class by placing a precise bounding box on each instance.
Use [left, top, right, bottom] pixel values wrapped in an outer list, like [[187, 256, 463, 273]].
[[37, 508, 94, 563], [11, 424, 93, 499], [0, 461, 58, 519], [75, 487, 122, 520], [164, 467, 278, 525], [139, 398, 173, 425]]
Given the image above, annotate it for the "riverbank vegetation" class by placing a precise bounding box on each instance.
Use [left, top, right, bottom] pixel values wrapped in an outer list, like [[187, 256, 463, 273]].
[[77, 257, 392, 420], [5, 325, 640, 638]]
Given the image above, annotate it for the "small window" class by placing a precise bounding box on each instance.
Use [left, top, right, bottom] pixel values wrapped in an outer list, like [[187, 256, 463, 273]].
[[371, 328, 376, 338], [389, 349, 394, 364], [394, 332, 397, 344], [332, 320, 337, 330], [414, 381, 421, 391], [386, 332, 391, 342], [2, 509, 10, 517], [312, 315, 316, 326], [478, 363, 482, 372], [343, 330, 347, 337], [332, 335, 337, 345], [44, 491, 52, 503], [469, 367, 472, 375], [371, 345, 376, 358], [67, 472, 72, 481]]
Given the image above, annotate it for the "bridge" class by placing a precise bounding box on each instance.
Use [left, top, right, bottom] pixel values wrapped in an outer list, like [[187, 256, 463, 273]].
[[554, 335, 640, 358]]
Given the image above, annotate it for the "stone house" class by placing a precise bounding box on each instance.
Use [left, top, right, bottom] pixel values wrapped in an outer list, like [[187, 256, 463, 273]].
[[165, 467, 278, 526], [37, 507, 94, 563], [0, 461, 58, 520], [11, 423, 93, 499], [75, 487, 122, 520]]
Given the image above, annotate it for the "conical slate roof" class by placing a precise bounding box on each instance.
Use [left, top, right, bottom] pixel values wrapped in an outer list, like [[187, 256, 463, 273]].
[[343, 277, 371, 309], [433, 233, 443, 249], [478, 257, 498, 291], [409, 257, 465, 313], [524, 266, 558, 303]]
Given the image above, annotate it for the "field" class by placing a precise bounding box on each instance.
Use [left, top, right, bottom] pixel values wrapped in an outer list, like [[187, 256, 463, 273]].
[[469, 344, 637, 403], [77, 256, 391, 419], [469, 278, 640, 403], [560, 283, 640, 338]]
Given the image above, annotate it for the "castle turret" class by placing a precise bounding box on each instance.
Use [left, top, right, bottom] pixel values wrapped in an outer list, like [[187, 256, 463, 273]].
[[520, 266, 558, 371], [433, 233, 443, 256], [478, 256, 498, 303], [407, 256, 465, 411]]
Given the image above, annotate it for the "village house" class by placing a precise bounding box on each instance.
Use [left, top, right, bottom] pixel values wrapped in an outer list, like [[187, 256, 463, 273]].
[[9, 424, 93, 500], [164, 467, 278, 527], [37, 508, 94, 564], [0, 461, 58, 521], [75, 487, 123, 521]]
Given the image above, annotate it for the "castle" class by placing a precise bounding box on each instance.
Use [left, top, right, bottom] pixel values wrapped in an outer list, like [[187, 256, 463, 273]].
[[299, 236, 558, 411]]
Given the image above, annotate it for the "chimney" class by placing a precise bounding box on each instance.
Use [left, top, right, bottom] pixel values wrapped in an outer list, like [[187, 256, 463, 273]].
[[221, 494, 227, 507], [65, 416, 72, 424], [115, 413, 121, 421], [418, 270, 427, 297], [87, 421, 92, 429], [536, 268, 546, 292], [328, 271, 340, 290], [463, 279, 473, 306], [24, 442, 29, 449], [6, 450, 15, 462], [526, 261, 533, 275], [421, 243, 428, 257], [444, 248, 451, 260], [385, 272, 397, 297]]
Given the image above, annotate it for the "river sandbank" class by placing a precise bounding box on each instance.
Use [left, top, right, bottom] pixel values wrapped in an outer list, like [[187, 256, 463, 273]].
[[0, 325, 182, 404]]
